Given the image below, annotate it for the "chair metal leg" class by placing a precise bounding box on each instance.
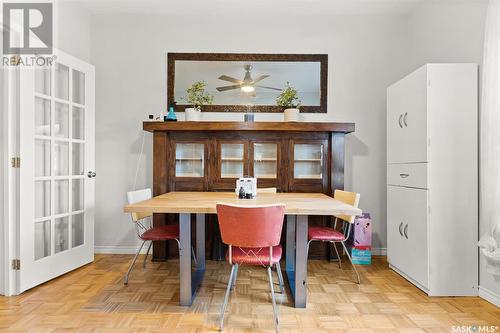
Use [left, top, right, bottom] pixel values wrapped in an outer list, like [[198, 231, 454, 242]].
[[230, 264, 239, 291], [143, 241, 153, 268], [175, 239, 198, 266], [341, 241, 360, 284], [306, 239, 313, 258], [275, 261, 284, 293], [124, 240, 146, 285], [191, 246, 198, 266], [267, 266, 279, 333], [331, 242, 342, 269], [219, 264, 237, 331]]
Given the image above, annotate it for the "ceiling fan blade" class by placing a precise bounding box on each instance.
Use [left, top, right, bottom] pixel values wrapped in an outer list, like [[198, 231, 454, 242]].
[[216, 84, 241, 92], [257, 85, 282, 91], [218, 75, 243, 84], [252, 75, 269, 84]]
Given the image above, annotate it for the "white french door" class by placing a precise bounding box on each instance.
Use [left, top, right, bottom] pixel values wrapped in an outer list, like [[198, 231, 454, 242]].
[[18, 50, 95, 292]]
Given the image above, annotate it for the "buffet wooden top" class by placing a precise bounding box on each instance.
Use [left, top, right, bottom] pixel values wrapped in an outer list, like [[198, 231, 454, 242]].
[[124, 191, 362, 216], [143, 121, 355, 133]]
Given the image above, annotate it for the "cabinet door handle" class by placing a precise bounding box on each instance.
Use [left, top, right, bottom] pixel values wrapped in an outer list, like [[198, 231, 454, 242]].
[[399, 173, 410, 178], [399, 222, 403, 236], [398, 114, 403, 128], [403, 112, 408, 127], [404, 224, 408, 239]]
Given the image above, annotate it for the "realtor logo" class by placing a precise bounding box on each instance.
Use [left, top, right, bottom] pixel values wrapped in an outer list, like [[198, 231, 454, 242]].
[[3, 3, 53, 55]]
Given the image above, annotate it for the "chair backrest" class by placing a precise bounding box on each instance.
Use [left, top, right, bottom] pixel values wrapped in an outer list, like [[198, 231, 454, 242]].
[[257, 187, 277, 194], [216, 203, 285, 248], [334, 189, 360, 224], [127, 188, 152, 222]]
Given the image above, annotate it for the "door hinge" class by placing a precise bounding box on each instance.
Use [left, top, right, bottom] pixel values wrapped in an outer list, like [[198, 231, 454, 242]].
[[11, 157, 20, 168], [11, 259, 20, 270], [9, 55, 21, 66]]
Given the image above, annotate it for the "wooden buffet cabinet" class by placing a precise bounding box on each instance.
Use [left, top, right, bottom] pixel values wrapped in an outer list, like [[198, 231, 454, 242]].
[[144, 121, 355, 261]]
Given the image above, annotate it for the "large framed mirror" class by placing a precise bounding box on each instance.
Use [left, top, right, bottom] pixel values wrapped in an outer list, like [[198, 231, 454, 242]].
[[167, 53, 328, 113]]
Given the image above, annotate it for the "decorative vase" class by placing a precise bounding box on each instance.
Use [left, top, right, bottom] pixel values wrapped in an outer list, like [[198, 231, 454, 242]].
[[165, 105, 177, 121], [284, 108, 300, 122], [185, 107, 201, 121]]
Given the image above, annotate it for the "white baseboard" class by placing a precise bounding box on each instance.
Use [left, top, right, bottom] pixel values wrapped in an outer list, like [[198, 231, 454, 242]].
[[479, 286, 500, 307], [95, 245, 149, 254], [372, 248, 387, 256]]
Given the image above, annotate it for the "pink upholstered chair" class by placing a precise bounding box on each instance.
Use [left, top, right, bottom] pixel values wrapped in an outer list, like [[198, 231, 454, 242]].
[[307, 189, 361, 284], [216, 203, 285, 332], [124, 189, 196, 285]]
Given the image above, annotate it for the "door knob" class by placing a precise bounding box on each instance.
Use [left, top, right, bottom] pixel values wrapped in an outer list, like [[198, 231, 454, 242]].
[[87, 171, 96, 178]]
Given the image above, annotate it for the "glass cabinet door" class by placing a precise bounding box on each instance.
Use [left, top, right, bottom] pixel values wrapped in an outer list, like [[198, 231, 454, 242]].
[[175, 143, 205, 177], [221, 143, 245, 178], [294, 143, 323, 179], [253, 143, 277, 179]]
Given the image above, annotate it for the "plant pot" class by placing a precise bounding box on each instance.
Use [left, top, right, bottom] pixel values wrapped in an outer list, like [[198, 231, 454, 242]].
[[185, 107, 201, 121], [284, 108, 300, 122]]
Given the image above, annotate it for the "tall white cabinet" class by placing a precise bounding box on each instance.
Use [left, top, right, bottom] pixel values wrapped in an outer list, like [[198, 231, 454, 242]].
[[386, 64, 478, 296]]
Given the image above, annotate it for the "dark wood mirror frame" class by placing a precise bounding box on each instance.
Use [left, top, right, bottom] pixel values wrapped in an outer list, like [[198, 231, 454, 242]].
[[167, 53, 328, 113]]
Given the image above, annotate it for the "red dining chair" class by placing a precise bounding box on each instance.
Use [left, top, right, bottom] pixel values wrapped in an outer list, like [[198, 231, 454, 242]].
[[307, 189, 361, 284], [124, 188, 197, 285], [216, 203, 285, 333]]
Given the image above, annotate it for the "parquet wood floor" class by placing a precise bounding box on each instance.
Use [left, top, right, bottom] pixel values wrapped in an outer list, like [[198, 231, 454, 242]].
[[0, 255, 498, 332]]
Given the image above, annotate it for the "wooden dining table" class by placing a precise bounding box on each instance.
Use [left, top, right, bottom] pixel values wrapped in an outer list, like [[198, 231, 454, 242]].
[[123, 191, 362, 308]]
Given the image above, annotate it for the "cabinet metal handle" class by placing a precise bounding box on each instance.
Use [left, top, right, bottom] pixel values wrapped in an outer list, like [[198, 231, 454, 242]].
[[404, 224, 408, 239], [403, 112, 408, 127], [399, 173, 410, 178], [87, 171, 96, 178], [399, 222, 403, 236], [398, 114, 403, 128]]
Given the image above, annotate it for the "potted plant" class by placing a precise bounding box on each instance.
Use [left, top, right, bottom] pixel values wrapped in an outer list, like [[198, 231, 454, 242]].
[[184, 81, 214, 121], [276, 82, 301, 122]]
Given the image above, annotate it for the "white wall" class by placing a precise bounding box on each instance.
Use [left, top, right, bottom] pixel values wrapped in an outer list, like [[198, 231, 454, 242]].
[[408, 0, 487, 69], [90, 8, 413, 253], [55, 1, 92, 62], [408, 1, 500, 304]]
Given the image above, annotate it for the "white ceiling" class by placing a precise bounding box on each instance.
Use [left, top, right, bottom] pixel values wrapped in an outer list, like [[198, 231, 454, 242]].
[[68, 0, 431, 15]]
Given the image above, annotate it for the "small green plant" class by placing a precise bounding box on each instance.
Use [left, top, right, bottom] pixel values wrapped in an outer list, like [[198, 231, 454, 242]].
[[184, 81, 214, 109], [276, 82, 301, 108]]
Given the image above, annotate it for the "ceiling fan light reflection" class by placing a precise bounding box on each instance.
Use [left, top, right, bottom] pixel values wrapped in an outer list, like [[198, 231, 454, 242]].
[[241, 85, 255, 93]]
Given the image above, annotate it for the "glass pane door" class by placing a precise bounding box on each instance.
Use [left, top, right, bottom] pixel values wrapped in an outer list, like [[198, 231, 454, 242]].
[[294, 144, 323, 179], [33, 63, 87, 260], [175, 143, 205, 177], [254, 143, 277, 179], [221, 143, 245, 178], [19, 49, 95, 293]]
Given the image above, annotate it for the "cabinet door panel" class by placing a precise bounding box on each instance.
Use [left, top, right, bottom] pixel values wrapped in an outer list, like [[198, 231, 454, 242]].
[[170, 138, 209, 191], [249, 140, 287, 191], [213, 140, 249, 188], [404, 188, 429, 289], [289, 139, 328, 193], [387, 186, 408, 275], [387, 185, 429, 289], [387, 66, 428, 163]]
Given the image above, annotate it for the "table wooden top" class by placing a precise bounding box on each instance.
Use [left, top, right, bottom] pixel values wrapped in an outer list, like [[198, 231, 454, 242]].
[[124, 192, 362, 216]]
